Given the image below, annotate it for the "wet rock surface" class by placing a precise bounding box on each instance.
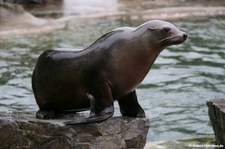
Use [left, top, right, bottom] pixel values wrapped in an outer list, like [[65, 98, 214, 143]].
[[207, 100, 225, 146], [0, 112, 149, 149]]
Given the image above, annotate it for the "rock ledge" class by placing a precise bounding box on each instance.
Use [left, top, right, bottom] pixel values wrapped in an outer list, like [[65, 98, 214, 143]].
[[207, 100, 225, 146], [0, 112, 149, 149]]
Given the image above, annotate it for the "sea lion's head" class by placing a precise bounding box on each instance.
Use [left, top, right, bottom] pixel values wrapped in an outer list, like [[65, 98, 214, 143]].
[[137, 20, 187, 49]]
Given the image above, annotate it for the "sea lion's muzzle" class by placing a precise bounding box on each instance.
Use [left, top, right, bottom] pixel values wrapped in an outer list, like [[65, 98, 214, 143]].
[[172, 32, 187, 45], [182, 32, 188, 40]]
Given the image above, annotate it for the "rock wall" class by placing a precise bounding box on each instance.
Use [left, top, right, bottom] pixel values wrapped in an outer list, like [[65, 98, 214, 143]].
[[207, 100, 225, 146], [0, 112, 149, 149]]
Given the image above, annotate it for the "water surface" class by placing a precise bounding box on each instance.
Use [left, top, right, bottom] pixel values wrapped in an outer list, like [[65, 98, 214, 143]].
[[0, 17, 225, 141]]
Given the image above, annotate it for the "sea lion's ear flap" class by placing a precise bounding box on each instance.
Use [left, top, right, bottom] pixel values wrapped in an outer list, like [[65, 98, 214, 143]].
[[147, 27, 155, 31]]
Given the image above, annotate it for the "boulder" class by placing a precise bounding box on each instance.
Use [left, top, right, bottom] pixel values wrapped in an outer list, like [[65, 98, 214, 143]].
[[0, 112, 149, 149], [207, 100, 225, 146]]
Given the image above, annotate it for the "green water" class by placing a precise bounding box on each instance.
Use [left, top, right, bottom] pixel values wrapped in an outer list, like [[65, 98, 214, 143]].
[[0, 17, 225, 141]]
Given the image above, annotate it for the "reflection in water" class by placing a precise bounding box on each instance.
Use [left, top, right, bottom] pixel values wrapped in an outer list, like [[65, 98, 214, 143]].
[[0, 17, 225, 141]]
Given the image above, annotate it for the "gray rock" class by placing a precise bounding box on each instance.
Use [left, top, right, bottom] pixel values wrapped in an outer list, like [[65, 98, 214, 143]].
[[0, 112, 149, 149], [207, 100, 225, 146]]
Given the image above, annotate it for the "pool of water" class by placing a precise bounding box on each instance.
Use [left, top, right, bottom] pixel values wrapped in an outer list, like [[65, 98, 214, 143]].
[[0, 17, 225, 141]]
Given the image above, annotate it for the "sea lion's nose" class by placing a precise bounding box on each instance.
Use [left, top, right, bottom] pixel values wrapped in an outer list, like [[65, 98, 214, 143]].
[[183, 33, 187, 40]]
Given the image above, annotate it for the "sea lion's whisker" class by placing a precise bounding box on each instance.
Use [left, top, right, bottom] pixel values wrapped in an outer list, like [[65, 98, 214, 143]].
[[153, 35, 179, 47]]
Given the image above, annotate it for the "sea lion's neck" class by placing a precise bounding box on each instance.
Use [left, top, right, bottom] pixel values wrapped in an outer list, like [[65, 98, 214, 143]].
[[128, 40, 162, 75], [111, 37, 163, 95], [126, 30, 163, 70]]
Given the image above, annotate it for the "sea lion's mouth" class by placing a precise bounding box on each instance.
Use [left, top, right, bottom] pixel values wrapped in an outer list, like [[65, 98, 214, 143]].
[[171, 33, 187, 45], [153, 32, 187, 48]]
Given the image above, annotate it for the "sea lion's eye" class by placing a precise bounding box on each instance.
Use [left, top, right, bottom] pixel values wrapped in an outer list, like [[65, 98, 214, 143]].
[[163, 27, 171, 32]]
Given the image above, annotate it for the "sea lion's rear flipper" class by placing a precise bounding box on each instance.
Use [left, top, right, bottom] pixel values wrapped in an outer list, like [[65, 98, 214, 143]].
[[64, 80, 114, 125], [64, 105, 114, 125]]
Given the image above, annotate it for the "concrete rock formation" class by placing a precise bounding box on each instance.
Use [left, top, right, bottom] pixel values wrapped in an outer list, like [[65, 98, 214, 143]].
[[0, 112, 149, 149], [0, 2, 46, 26], [207, 100, 225, 146]]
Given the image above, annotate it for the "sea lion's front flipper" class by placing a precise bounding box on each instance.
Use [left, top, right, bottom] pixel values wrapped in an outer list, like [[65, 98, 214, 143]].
[[64, 81, 114, 125], [118, 90, 145, 118]]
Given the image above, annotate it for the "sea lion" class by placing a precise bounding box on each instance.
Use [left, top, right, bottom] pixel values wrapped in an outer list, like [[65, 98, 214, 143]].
[[32, 20, 187, 124]]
